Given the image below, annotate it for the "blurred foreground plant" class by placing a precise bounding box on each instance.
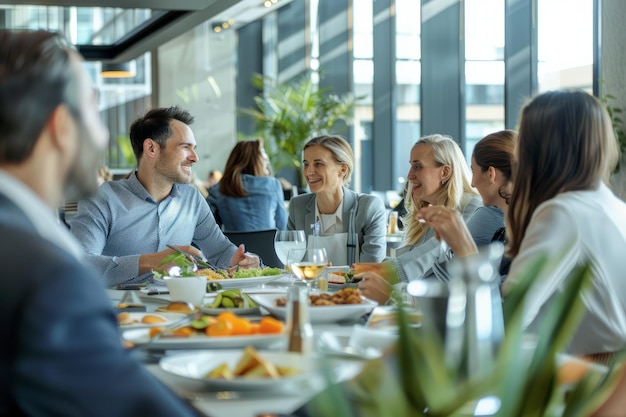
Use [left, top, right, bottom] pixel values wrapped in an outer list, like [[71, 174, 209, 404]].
[[304, 256, 625, 417]]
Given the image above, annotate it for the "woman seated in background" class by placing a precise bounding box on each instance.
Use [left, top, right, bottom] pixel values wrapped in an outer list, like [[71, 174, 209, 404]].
[[425, 90, 626, 357], [288, 135, 386, 266], [419, 130, 517, 279], [358, 134, 489, 304], [207, 139, 287, 231]]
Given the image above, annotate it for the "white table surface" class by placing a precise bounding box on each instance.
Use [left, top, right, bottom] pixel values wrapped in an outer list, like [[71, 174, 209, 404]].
[[108, 287, 372, 417]]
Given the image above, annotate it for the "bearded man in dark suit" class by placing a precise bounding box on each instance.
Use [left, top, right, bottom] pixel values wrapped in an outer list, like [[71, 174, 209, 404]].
[[0, 30, 199, 417]]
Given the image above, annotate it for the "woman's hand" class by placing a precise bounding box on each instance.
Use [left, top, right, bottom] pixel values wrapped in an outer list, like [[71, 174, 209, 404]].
[[416, 205, 478, 257], [355, 272, 392, 305], [229, 244, 260, 269]]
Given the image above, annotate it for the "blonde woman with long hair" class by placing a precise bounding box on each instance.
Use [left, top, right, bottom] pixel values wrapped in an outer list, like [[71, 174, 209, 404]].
[[358, 134, 483, 304]]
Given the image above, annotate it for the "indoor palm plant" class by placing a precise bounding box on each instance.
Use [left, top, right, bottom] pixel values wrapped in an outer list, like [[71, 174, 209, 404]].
[[240, 73, 358, 188], [304, 256, 626, 417]]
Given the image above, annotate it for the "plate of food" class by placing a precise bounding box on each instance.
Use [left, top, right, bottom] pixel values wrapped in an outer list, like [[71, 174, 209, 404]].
[[201, 289, 261, 315], [250, 288, 377, 324], [116, 311, 186, 328], [121, 313, 285, 350], [159, 346, 315, 391], [327, 266, 358, 290], [196, 267, 287, 289]]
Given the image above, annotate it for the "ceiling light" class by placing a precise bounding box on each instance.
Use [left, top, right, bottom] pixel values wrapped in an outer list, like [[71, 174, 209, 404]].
[[213, 21, 235, 32], [101, 61, 136, 78], [264, 1, 272, 7]]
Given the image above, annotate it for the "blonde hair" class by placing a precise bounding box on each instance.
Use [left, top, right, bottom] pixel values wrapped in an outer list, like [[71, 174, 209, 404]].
[[303, 135, 354, 186], [403, 134, 476, 246]]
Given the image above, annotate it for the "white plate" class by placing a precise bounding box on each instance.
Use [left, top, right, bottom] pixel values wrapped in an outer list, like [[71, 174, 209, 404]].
[[153, 273, 286, 290], [206, 274, 286, 289], [122, 328, 284, 350], [250, 293, 377, 323], [201, 294, 260, 315], [328, 282, 358, 290], [159, 350, 314, 391], [117, 312, 186, 328]]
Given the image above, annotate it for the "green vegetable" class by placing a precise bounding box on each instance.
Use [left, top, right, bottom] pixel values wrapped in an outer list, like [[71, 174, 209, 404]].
[[190, 316, 212, 330], [204, 289, 258, 310], [152, 253, 197, 278], [229, 267, 282, 278]]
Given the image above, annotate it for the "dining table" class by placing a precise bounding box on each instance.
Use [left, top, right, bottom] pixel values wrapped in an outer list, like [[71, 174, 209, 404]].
[[107, 278, 387, 417]]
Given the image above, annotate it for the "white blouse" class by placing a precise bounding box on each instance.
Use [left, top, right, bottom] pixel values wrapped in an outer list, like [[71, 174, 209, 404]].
[[504, 182, 626, 355]]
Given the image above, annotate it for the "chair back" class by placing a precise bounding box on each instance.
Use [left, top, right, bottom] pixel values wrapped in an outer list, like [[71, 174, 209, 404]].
[[224, 229, 282, 268]]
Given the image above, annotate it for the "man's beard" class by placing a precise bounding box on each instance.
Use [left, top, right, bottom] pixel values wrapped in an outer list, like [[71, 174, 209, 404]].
[[64, 123, 104, 201], [155, 154, 193, 185]]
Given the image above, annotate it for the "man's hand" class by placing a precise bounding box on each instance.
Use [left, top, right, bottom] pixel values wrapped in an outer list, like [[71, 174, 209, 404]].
[[139, 245, 203, 275], [229, 244, 260, 269]]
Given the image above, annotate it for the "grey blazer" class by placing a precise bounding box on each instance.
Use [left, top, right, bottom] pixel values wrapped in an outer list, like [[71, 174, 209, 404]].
[[287, 187, 387, 263]]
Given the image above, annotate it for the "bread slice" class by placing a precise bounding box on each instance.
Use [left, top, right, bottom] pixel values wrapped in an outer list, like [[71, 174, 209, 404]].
[[117, 312, 136, 325], [242, 362, 280, 379], [206, 362, 234, 380], [141, 314, 167, 324], [233, 346, 264, 376]]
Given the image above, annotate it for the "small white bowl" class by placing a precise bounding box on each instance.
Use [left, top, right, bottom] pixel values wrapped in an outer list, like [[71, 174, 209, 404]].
[[163, 276, 206, 307]]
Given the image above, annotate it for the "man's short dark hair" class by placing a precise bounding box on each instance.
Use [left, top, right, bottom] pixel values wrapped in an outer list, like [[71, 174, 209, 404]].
[[0, 30, 78, 163], [129, 106, 194, 161]]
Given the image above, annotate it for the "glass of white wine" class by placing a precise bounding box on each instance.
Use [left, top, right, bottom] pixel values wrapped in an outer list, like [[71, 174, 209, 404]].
[[289, 248, 328, 291]]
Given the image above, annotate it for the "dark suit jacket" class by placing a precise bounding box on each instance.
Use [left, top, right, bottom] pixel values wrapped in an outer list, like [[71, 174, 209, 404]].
[[287, 187, 387, 263], [0, 194, 197, 417]]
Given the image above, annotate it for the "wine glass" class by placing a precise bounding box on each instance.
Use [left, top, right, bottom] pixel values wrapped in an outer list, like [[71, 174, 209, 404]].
[[274, 230, 306, 280], [289, 248, 328, 291]]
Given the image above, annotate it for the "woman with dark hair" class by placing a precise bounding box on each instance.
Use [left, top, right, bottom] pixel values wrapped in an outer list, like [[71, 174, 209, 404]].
[[208, 139, 287, 231], [425, 90, 626, 356]]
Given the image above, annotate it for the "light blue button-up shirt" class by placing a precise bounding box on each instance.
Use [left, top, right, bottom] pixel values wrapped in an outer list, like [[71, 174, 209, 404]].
[[69, 172, 237, 286]]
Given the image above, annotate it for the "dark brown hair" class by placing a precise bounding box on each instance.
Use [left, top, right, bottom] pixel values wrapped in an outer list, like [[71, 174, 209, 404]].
[[129, 106, 194, 161], [219, 139, 268, 197], [507, 90, 618, 257], [473, 130, 517, 203], [0, 30, 77, 163]]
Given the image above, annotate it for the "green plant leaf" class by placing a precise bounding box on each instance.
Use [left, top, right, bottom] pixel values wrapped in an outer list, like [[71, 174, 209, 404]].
[[239, 72, 359, 187]]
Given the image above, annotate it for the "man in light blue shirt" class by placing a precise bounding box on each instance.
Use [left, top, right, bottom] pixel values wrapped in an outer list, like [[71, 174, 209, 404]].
[[69, 106, 259, 286]]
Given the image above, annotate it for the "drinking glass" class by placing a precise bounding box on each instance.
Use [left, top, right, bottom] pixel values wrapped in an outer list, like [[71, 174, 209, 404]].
[[275, 230, 306, 280], [289, 248, 328, 291]]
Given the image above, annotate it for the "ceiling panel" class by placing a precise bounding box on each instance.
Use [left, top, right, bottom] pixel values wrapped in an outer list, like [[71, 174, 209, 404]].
[[0, 0, 289, 62]]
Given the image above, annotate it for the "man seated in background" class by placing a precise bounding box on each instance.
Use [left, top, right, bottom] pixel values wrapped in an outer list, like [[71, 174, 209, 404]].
[[69, 106, 259, 287], [0, 29, 199, 416]]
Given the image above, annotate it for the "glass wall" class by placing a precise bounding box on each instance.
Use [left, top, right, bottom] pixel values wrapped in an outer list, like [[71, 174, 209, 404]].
[[395, 0, 421, 176], [537, 0, 594, 93], [464, 0, 505, 159]]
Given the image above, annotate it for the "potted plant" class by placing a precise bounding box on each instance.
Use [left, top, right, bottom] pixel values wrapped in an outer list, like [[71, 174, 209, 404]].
[[301, 256, 626, 417], [240, 72, 358, 188]]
